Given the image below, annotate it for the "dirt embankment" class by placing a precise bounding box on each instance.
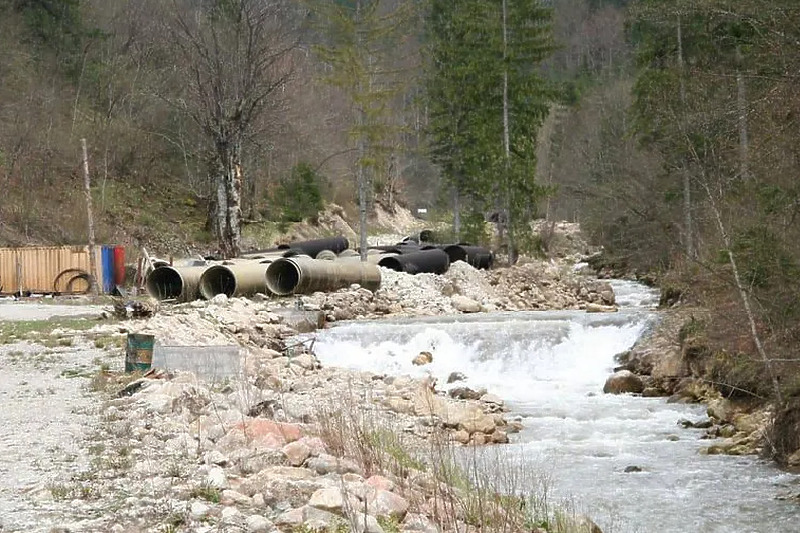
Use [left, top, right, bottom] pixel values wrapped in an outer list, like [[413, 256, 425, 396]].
[[617, 306, 797, 464]]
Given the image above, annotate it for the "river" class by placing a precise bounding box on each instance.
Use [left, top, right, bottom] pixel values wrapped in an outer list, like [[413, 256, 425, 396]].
[[309, 280, 799, 532]]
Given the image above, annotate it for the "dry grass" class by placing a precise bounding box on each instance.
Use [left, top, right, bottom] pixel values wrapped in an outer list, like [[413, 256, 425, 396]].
[[310, 386, 601, 533]]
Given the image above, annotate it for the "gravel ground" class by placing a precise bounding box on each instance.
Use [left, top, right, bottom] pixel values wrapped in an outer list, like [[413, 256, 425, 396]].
[[0, 310, 112, 531], [0, 301, 107, 321]]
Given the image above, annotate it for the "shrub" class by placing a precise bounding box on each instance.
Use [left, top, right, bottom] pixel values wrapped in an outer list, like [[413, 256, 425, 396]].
[[273, 162, 324, 223]]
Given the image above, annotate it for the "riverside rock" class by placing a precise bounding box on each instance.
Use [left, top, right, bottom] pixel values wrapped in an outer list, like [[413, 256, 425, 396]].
[[282, 440, 312, 467], [603, 370, 644, 394], [451, 294, 482, 313], [308, 487, 345, 513], [246, 515, 272, 533], [366, 489, 410, 521], [412, 351, 433, 366]]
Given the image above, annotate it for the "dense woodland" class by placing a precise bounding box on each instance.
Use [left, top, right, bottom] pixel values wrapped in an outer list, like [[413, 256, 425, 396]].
[[3, 0, 800, 451]]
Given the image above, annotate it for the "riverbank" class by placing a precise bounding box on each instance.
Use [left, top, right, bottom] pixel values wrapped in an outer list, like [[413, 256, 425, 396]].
[[617, 304, 800, 466], [0, 256, 611, 532]]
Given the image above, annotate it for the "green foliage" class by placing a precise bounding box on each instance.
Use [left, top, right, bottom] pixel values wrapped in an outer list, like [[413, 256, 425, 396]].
[[273, 163, 325, 223], [732, 226, 798, 290], [377, 516, 401, 533], [366, 429, 426, 472], [309, 0, 414, 183], [423, 0, 554, 250], [190, 483, 221, 503], [708, 351, 770, 399]]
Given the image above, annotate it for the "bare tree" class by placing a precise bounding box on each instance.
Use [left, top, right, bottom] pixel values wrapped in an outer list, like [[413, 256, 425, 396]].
[[162, 0, 302, 257]]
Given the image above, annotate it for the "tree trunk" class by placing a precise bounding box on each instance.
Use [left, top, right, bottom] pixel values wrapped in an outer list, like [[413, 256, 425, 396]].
[[677, 13, 695, 260], [453, 185, 461, 241], [501, 0, 518, 264], [736, 48, 750, 179], [357, 108, 369, 262], [214, 139, 242, 258], [81, 138, 99, 295]]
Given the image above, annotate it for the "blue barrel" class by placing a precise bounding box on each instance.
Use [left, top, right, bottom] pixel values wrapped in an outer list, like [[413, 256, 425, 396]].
[[101, 246, 114, 293], [125, 333, 155, 373]]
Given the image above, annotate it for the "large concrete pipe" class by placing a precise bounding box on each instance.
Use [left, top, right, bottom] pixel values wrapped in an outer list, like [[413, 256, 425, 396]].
[[443, 245, 494, 270], [316, 250, 337, 261], [146, 266, 208, 302], [378, 249, 450, 275], [277, 237, 349, 258], [199, 262, 270, 299], [338, 249, 360, 258], [266, 256, 381, 296]]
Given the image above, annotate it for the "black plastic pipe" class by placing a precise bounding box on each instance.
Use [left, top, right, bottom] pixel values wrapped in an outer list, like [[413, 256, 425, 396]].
[[443, 245, 494, 270], [378, 249, 450, 275], [277, 237, 349, 258]]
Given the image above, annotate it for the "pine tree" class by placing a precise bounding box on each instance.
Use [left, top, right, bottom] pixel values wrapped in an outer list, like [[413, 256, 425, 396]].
[[424, 0, 553, 258], [310, 0, 415, 260]]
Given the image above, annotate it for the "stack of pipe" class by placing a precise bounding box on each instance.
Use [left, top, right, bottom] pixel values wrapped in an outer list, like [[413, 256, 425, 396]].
[[145, 234, 494, 301]]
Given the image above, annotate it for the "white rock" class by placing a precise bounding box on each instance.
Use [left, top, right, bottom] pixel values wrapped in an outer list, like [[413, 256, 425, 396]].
[[222, 489, 252, 506], [191, 501, 211, 519], [207, 466, 229, 489], [205, 450, 229, 466], [353, 514, 385, 533], [451, 294, 482, 313], [308, 487, 344, 512], [211, 293, 229, 305], [366, 489, 409, 521], [246, 515, 272, 533], [480, 393, 504, 407], [282, 440, 311, 467], [222, 506, 242, 522]]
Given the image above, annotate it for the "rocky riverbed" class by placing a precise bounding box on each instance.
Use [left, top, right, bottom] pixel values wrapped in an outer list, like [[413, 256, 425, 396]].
[[0, 258, 611, 532]]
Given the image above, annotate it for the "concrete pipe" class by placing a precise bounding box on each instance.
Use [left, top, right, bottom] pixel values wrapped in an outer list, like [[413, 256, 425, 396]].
[[316, 250, 338, 261], [266, 256, 381, 296], [338, 249, 360, 258], [277, 237, 350, 258], [146, 265, 208, 302], [199, 262, 270, 299], [443, 245, 494, 270], [378, 249, 450, 275]]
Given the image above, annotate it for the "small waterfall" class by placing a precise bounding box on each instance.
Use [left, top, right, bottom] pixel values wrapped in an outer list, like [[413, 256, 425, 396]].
[[310, 281, 800, 532]]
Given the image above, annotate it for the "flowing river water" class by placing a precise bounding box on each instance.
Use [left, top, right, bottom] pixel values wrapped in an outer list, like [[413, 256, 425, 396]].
[[310, 280, 800, 532]]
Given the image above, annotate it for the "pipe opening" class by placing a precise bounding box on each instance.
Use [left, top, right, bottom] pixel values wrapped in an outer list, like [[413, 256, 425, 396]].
[[266, 260, 301, 295], [146, 267, 183, 300], [199, 266, 237, 299], [443, 245, 468, 264], [378, 256, 404, 272]]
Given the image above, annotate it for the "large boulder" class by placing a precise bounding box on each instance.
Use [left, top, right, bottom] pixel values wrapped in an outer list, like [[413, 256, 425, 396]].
[[603, 370, 644, 394]]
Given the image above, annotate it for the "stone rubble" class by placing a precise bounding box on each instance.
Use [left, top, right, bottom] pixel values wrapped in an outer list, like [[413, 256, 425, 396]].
[[1, 248, 619, 532]]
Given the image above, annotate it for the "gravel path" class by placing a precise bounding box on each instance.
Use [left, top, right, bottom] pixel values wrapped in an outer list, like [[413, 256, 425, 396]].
[[0, 309, 109, 531], [0, 302, 106, 321]]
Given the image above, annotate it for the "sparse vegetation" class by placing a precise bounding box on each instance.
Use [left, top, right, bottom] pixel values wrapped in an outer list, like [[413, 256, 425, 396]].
[[190, 483, 221, 504]]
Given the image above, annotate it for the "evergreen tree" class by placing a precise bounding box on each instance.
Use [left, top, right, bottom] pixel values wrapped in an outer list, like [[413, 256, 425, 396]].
[[310, 0, 415, 260], [424, 0, 553, 259]]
